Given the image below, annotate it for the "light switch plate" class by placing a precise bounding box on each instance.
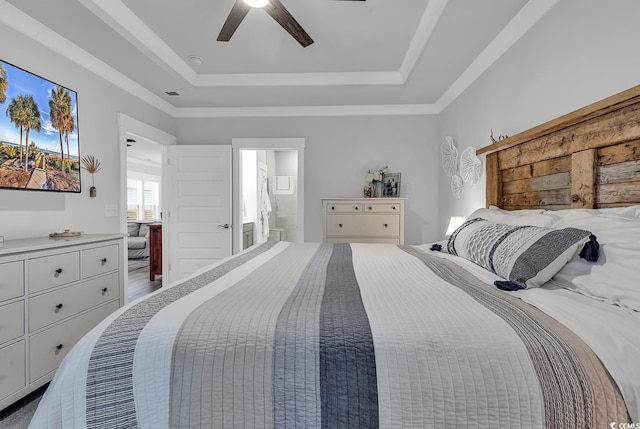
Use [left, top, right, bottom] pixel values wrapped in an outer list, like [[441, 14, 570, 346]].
[[104, 204, 118, 217]]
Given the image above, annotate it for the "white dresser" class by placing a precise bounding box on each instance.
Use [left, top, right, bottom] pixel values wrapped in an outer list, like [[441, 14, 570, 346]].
[[322, 198, 406, 244], [0, 234, 125, 411]]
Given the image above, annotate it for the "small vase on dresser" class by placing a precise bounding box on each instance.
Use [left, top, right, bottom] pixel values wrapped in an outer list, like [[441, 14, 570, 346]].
[[371, 181, 383, 198]]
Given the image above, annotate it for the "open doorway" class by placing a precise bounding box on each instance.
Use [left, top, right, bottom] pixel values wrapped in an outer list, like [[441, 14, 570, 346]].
[[240, 149, 299, 250], [125, 135, 163, 300], [232, 138, 305, 253], [118, 113, 176, 302]]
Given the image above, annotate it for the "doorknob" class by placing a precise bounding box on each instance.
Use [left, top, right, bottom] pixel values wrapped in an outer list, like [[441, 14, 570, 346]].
[[218, 224, 231, 229]]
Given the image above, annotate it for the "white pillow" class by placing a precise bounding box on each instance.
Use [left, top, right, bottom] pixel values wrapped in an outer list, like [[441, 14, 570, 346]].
[[467, 207, 559, 227], [548, 210, 640, 313], [598, 205, 640, 218]]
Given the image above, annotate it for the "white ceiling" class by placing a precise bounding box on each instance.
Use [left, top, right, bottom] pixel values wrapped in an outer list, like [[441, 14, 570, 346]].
[[1, 0, 560, 117]]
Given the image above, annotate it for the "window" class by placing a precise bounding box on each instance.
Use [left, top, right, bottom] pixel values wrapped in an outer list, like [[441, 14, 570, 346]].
[[127, 177, 160, 221]]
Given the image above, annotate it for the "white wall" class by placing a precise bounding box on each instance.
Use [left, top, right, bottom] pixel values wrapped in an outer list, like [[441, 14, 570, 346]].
[[178, 115, 440, 244], [436, 0, 640, 234], [0, 24, 175, 240]]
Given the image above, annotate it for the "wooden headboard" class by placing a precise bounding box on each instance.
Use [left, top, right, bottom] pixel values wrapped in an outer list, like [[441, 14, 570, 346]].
[[477, 85, 640, 210]]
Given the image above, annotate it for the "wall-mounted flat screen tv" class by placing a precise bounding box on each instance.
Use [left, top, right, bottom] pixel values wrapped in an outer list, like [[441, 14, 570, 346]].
[[0, 59, 80, 192]]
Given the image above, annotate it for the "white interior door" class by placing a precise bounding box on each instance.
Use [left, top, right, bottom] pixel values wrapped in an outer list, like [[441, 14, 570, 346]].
[[167, 145, 232, 283]]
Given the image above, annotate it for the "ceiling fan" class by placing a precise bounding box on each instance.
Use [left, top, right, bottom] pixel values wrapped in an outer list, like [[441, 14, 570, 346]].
[[217, 0, 365, 48]]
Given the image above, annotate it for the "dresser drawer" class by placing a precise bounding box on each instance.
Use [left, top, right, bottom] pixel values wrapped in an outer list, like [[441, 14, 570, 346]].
[[326, 214, 400, 238], [29, 272, 120, 332], [82, 244, 119, 279], [0, 260, 24, 302], [29, 300, 119, 382], [0, 340, 26, 400], [326, 203, 364, 213], [0, 301, 24, 345], [28, 252, 80, 294], [364, 203, 401, 213]]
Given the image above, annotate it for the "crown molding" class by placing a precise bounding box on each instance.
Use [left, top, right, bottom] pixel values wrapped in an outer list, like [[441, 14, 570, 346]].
[[192, 71, 403, 87], [0, 0, 176, 117], [173, 104, 440, 118], [1, 0, 558, 118], [80, 0, 440, 87], [435, 0, 560, 112], [399, 0, 449, 82]]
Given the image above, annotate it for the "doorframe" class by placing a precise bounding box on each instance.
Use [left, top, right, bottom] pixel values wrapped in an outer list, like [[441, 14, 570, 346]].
[[232, 138, 305, 254], [118, 113, 176, 292]]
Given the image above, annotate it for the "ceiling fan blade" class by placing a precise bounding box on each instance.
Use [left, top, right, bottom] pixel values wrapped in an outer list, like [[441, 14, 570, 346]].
[[264, 0, 314, 47], [217, 0, 252, 42]]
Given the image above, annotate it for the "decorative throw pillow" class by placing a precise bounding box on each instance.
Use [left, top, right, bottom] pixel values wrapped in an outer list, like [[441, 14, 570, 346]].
[[447, 218, 597, 290], [127, 222, 140, 237]]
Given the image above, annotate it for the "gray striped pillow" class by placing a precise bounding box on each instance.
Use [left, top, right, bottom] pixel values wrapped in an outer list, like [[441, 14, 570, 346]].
[[447, 218, 593, 289]]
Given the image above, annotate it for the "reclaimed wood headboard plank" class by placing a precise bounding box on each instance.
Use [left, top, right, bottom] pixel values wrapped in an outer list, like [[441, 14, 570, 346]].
[[478, 85, 640, 210]]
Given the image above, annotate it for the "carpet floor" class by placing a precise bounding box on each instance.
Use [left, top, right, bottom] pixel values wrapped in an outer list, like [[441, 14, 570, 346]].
[[0, 384, 46, 428]]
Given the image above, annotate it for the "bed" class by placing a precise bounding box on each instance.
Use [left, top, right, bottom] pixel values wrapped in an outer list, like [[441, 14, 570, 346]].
[[30, 86, 640, 428]]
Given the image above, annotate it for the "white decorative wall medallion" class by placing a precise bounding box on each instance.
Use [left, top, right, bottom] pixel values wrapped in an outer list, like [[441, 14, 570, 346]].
[[459, 146, 482, 185], [440, 136, 458, 178], [451, 174, 464, 199]]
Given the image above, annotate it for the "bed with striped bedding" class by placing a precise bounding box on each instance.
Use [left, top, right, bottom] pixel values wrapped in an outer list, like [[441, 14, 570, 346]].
[[30, 241, 632, 428]]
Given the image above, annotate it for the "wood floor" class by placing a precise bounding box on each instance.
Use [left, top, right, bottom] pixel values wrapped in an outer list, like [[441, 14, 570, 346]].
[[128, 258, 162, 301]]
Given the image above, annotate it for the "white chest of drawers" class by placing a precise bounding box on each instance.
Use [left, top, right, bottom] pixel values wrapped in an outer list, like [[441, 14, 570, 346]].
[[0, 234, 125, 411], [322, 198, 406, 244]]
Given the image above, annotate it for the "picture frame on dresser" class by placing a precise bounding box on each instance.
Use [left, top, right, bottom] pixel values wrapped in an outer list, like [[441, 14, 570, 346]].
[[382, 172, 400, 197]]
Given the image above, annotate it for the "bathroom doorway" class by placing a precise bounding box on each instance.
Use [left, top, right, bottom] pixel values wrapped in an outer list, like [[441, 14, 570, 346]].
[[232, 138, 305, 253]]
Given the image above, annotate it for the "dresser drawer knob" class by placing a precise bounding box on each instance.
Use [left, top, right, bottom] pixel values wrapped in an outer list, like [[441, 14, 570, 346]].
[[55, 303, 63, 310], [331, 206, 335, 210], [392, 206, 396, 210], [102, 287, 108, 294], [354, 206, 358, 210], [338, 223, 343, 228], [384, 223, 389, 227], [368, 206, 372, 210], [101, 258, 108, 264], [55, 268, 63, 275], [56, 344, 64, 351]]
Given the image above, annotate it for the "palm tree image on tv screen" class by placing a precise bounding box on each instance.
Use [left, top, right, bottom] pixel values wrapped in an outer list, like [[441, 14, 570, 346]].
[[0, 59, 80, 192]]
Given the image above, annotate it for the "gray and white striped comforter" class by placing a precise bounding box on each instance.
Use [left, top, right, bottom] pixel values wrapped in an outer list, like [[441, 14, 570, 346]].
[[30, 242, 630, 428]]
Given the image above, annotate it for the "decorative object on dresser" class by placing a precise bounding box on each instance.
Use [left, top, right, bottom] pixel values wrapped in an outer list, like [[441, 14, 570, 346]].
[[382, 172, 400, 197], [48, 230, 82, 238], [148, 223, 162, 281], [365, 166, 387, 198], [0, 234, 125, 412], [322, 198, 406, 244]]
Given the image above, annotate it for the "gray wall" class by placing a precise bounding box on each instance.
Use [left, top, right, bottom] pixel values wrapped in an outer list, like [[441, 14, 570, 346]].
[[436, 0, 640, 235], [178, 115, 440, 243], [4, 0, 638, 245], [0, 23, 175, 240]]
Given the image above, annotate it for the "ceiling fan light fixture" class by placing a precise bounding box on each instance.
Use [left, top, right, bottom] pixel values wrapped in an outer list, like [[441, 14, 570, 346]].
[[243, 0, 268, 8]]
